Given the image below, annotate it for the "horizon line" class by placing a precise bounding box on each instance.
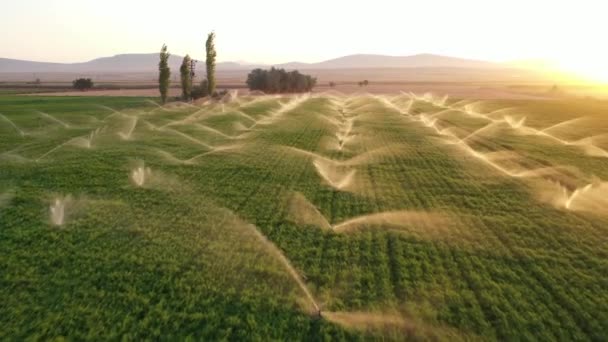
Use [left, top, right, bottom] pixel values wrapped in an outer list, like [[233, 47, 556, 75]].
[[0, 52, 525, 66]]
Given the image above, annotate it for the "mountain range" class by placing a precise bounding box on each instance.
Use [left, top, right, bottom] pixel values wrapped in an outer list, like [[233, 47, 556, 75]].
[[0, 53, 512, 74]]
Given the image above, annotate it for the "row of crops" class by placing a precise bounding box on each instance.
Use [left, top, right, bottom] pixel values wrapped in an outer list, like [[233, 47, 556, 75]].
[[0, 93, 607, 340]]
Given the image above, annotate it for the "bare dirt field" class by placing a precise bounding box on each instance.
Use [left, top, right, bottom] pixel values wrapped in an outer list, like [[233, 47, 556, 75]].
[[4, 67, 607, 99]]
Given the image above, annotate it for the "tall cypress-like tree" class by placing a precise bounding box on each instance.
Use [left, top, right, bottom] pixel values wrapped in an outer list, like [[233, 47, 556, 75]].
[[180, 54, 192, 100], [158, 44, 171, 104], [205, 32, 216, 96]]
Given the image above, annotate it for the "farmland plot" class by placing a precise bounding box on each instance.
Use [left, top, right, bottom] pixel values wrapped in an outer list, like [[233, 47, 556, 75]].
[[1, 93, 607, 340]]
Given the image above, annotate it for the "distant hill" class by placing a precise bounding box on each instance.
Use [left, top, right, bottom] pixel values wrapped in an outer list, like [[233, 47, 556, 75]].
[[0, 54, 256, 73], [505, 59, 559, 71], [276, 54, 501, 69], [0, 53, 511, 74]]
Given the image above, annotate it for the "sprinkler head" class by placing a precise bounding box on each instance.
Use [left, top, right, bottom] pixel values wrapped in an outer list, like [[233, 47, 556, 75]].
[[314, 309, 322, 319]]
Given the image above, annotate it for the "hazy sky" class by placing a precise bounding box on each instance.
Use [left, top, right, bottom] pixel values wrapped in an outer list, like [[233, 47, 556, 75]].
[[1, 0, 606, 79]]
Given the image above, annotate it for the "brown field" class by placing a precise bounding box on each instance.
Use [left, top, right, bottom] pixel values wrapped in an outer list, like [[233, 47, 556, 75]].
[[2, 67, 607, 99]]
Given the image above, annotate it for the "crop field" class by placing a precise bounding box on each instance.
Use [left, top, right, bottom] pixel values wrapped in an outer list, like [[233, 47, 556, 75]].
[[1, 92, 607, 340]]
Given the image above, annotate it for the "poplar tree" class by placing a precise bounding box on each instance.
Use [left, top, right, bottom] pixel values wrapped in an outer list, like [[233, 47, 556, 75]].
[[158, 44, 171, 104], [180, 54, 192, 100], [205, 32, 217, 96]]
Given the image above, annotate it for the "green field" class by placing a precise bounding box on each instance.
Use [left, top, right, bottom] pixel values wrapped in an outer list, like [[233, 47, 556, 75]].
[[1, 93, 607, 340]]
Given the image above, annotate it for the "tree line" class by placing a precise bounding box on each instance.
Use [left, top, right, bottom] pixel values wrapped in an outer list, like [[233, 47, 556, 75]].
[[246, 67, 316, 93], [158, 32, 217, 103], [159, 33, 317, 103]]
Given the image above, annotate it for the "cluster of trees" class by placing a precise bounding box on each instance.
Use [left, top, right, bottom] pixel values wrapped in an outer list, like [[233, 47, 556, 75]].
[[158, 32, 217, 103], [246, 68, 316, 93], [72, 78, 93, 91]]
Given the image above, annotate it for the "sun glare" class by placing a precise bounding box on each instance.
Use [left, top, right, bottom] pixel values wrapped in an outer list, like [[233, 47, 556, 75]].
[[558, 56, 608, 84]]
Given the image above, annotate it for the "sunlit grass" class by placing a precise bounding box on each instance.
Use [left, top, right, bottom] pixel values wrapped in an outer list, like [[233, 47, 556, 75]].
[[1, 93, 607, 340]]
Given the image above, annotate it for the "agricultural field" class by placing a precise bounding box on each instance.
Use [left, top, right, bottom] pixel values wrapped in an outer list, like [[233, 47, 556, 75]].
[[1, 92, 607, 340]]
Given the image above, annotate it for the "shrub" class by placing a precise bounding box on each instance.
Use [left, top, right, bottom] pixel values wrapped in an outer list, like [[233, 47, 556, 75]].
[[72, 78, 93, 91], [191, 79, 210, 99]]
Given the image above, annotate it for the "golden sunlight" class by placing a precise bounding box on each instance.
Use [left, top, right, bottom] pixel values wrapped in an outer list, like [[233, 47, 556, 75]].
[[558, 56, 608, 84]]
